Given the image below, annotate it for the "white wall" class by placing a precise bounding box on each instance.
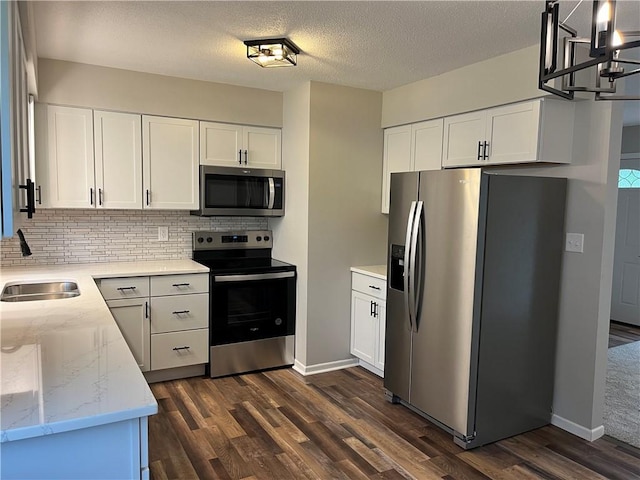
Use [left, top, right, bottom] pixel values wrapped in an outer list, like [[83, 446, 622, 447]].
[[381, 46, 624, 439], [37, 58, 283, 127]]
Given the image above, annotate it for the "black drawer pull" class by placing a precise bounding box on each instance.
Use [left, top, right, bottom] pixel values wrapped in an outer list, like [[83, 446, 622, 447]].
[[116, 286, 137, 291], [172, 346, 190, 351], [368, 285, 381, 290], [172, 283, 190, 287], [172, 310, 190, 315]]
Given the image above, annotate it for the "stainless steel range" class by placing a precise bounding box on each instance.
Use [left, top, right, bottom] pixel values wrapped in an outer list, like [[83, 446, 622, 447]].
[[192, 230, 296, 378]]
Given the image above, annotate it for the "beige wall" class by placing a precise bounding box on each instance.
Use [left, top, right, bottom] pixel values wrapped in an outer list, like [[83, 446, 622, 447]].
[[37, 58, 283, 127], [273, 81, 387, 370], [383, 45, 624, 439], [381, 45, 545, 127], [306, 82, 387, 366], [622, 125, 640, 154], [271, 83, 311, 365]]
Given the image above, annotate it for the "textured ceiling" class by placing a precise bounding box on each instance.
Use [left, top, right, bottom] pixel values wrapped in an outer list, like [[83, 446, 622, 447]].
[[33, 1, 639, 123]]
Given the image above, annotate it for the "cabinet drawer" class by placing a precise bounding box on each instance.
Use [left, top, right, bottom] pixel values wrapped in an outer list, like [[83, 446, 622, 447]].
[[352, 273, 386, 300], [151, 329, 209, 370], [151, 293, 209, 334], [97, 276, 150, 300], [150, 274, 209, 296]]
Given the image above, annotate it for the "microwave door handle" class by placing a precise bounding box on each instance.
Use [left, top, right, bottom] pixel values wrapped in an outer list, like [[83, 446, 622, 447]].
[[267, 178, 275, 209]]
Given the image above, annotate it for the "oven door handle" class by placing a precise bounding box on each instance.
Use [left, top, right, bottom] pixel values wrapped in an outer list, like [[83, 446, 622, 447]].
[[214, 271, 295, 282]]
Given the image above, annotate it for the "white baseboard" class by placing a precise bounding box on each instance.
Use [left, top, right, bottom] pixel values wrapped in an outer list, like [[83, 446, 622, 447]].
[[551, 414, 605, 441], [293, 358, 359, 376]]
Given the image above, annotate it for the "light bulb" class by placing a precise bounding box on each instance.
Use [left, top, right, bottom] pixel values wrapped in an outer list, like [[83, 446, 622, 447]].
[[597, 1, 611, 24], [612, 30, 623, 47]]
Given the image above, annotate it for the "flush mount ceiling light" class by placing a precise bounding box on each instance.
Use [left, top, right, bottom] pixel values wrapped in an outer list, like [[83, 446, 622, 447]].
[[539, 0, 640, 100], [243, 38, 300, 68]]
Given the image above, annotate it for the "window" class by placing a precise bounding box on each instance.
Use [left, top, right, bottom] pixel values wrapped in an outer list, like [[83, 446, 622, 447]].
[[618, 169, 640, 189]]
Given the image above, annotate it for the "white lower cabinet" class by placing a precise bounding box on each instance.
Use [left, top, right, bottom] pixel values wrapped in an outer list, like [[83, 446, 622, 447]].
[[1, 417, 150, 480], [97, 273, 209, 377], [106, 297, 151, 372], [350, 271, 386, 376]]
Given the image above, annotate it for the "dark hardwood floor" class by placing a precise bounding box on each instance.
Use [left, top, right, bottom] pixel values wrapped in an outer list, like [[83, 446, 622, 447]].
[[148, 367, 640, 480], [609, 321, 640, 348]]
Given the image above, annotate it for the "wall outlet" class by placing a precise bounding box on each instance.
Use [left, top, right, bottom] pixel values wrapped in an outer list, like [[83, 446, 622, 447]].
[[565, 233, 584, 253], [158, 226, 169, 242]]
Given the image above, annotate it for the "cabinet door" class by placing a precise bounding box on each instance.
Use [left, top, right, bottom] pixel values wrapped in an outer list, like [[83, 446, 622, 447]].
[[106, 298, 151, 372], [142, 115, 199, 210], [442, 110, 486, 168], [243, 126, 282, 169], [381, 125, 411, 214], [485, 101, 541, 165], [350, 290, 377, 365], [41, 105, 95, 208], [200, 121, 243, 167], [94, 111, 142, 209], [375, 301, 386, 372], [411, 119, 443, 172]]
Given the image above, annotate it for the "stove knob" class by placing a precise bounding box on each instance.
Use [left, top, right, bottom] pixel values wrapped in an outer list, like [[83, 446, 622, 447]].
[[264, 235, 270, 241], [206, 237, 213, 243], [197, 237, 204, 244], [256, 236, 262, 242]]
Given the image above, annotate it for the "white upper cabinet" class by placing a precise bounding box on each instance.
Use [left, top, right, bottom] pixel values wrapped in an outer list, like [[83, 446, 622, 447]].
[[381, 125, 411, 214], [411, 119, 444, 171], [381, 119, 443, 214], [142, 115, 199, 210], [94, 110, 142, 209], [200, 121, 281, 169], [442, 99, 574, 168], [37, 106, 143, 209], [37, 105, 95, 208]]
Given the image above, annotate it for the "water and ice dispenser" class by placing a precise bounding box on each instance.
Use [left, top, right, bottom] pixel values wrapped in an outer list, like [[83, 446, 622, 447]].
[[389, 244, 405, 291]]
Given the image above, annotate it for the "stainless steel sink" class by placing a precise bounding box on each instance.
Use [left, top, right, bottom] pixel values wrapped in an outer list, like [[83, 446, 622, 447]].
[[1, 281, 80, 302]]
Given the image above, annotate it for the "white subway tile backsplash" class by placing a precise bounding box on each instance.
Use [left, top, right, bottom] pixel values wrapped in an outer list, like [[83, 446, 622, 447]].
[[1, 209, 267, 267]]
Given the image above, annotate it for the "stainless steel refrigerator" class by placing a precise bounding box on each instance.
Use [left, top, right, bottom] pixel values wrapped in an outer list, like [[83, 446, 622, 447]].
[[384, 168, 566, 449]]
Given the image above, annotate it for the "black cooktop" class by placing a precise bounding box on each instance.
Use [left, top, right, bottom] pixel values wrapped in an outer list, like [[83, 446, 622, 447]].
[[192, 230, 296, 275]]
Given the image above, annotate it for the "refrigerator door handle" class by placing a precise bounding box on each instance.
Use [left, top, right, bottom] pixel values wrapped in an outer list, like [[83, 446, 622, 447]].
[[404, 201, 417, 330], [409, 200, 423, 331]]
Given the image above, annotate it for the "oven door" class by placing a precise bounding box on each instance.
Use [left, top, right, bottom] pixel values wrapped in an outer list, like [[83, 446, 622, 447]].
[[210, 271, 295, 345]]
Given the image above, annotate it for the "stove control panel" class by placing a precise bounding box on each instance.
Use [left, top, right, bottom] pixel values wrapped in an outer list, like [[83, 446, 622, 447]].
[[193, 230, 273, 250]]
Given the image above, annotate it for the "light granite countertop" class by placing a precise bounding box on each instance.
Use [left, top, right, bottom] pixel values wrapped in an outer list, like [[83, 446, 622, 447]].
[[0, 259, 208, 443], [350, 264, 387, 280]]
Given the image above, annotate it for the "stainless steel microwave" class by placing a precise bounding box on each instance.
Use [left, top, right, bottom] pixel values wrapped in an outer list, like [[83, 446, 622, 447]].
[[192, 165, 285, 217]]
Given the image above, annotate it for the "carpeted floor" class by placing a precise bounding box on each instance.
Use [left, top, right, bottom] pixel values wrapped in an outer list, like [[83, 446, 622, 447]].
[[604, 341, 640, 448]]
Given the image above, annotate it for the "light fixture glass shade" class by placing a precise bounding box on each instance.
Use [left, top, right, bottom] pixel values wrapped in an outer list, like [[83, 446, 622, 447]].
[[244, 38, 300, 68]]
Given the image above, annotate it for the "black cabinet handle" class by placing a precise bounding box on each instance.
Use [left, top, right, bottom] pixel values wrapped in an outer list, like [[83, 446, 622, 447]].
[[19, 179, 36, 218], [477, 141, 483, 161], [90, 188, 94, 205], [238, 149, 242, 165], [36, 185, 42, 205], [146, 189, 150, 206], [244, 149, 248, 165], [483, 141, 490, 160], [99, 188, 103, 206], [172, 346, 190, 351], [145, 301, 149, 319], [172, 283, 190, 287], [172, 310, 190, 315], [116, 286, 137, 291], [368, 285, 381, 290]]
